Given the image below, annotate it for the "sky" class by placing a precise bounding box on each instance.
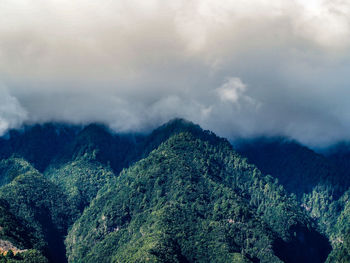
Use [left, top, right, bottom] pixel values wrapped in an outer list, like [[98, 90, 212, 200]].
[[1, 0, 350, 147]]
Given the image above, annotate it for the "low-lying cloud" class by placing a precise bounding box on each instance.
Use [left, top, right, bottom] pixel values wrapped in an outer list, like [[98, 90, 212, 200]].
[[0, 87, 27, 135], [1, 0, 350, 147]]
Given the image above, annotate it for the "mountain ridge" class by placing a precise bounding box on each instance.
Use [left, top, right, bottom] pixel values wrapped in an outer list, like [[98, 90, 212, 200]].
[[0, 119, 348, 262]]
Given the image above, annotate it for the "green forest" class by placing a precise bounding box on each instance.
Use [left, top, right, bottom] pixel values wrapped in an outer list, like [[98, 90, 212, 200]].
[[0, 119, 348, 262]]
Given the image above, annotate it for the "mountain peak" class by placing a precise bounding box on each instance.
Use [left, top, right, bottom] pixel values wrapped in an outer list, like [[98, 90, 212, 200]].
[[155, 118, 200, 133]]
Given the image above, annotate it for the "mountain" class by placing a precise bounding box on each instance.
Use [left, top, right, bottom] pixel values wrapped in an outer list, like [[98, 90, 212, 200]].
[[0, 123, 80, 172], [0, 119, 347, 262], [0, 160, 77, 263], [0, 157, 38, 187], [235, 137, 339, 198], [65, 131, 330, 263], [236, 137, 350, 262], [54, 124, 138, 173]]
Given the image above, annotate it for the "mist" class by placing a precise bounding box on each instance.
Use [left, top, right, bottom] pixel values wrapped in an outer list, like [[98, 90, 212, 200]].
[[1, 0, 350, 147]]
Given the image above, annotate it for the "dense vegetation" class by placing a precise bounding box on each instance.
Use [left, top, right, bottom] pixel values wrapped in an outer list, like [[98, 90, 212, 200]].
[[0, 165, 77, 263], [65, 131, 330, 263], [237, 137, 350, 262], [0, 119, 347, 262], [0, 249, 48, 263]]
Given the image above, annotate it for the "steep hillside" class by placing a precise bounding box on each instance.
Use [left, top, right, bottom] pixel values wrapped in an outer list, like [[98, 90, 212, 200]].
[[0, 198, 37, 251], [66, 131, 330, 263], [0, 119, 345, 262], [45, 156, 116, 212], [0, 167, 77, 263], [323, 188, 350, 263], [55, 124, 138, 173], [235, 138, 338, 198], [0, 198, 48, 262], [0, 157, 38, 187], [0, 124, 79, 172], [236, 137, 350, 262]]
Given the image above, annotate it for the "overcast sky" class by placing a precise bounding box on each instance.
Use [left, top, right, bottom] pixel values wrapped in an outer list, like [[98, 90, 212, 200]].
[[1, 0, 350, 147]]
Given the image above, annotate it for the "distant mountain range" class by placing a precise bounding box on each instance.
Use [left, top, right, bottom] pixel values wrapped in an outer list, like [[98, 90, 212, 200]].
[[0, 119, 349, 262]]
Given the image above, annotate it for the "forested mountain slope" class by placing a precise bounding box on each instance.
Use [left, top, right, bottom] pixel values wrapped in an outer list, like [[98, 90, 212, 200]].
[[0, 119, 346, 262], [236, 137, 350, 262], [0, 124, 80, 172], [0, 161, 77, 263], [66, 131, 330, 263], [235, 138, 339, 198]]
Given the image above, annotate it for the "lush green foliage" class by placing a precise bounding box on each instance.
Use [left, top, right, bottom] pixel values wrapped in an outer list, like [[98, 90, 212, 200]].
[[1, 119, 347, 262], [236, 138, 338, 198], [0, 158, 37, 187], [0, 168, 77, 262], [325, 191, 350, 262], [237, 137, 350, 262], [66, 132, 329, 263], [46, 156, 115, 212], [0, 199, 38, 250], [0, 124, 79, 172], [0, 249, 48, 263], [58, 124, 138, 173]]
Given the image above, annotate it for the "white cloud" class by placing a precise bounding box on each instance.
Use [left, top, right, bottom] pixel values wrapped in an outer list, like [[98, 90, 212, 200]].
[[216, 78, 247, 103], [0, 0, 350, 146], [0, 86, 27, 135]]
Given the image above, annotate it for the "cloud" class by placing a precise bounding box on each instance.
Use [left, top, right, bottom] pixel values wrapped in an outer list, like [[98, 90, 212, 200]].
[[0, 86, 27, 135], [1, 0, 350, 147], [216, 78, 246, 103]]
